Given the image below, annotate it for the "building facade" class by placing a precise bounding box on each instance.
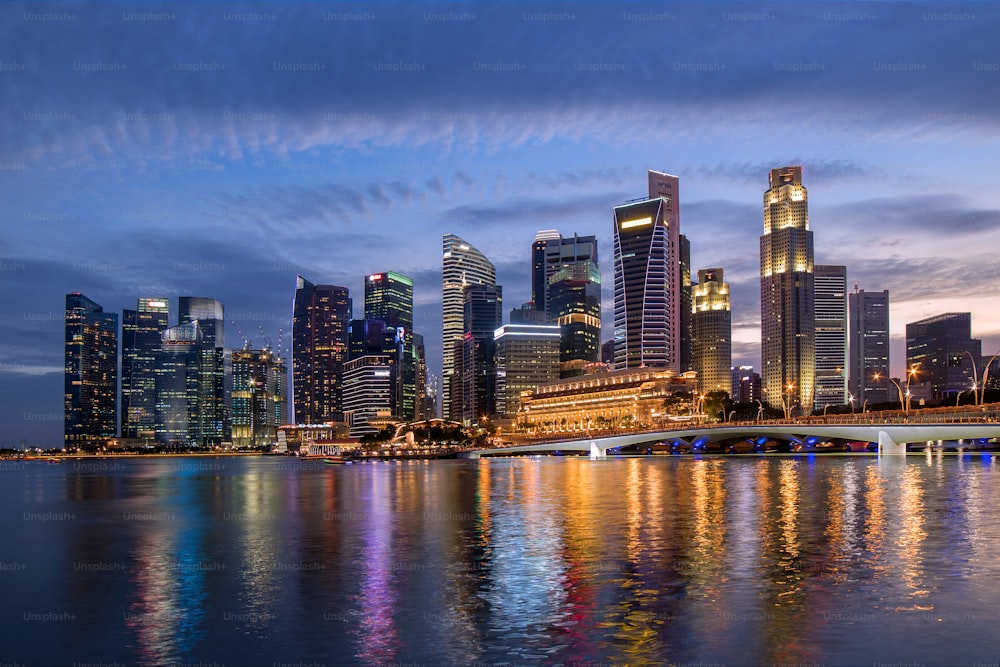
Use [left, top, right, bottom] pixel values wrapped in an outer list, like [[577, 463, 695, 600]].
[[461, 283, 502, 424], [692, 268, 732, 395], [342, 355, 393, 437], [531, 231, 599, 317], [731, 366, 762, 405], [760, 166, 815, 415], [442, 234, 496, 421], [613, 171, 681, 371], [549, 260, 601, 378], [64, 293, 118, 449], [292, 276, 351, 424], [231, 345, 286, 449], [906, 313, 982, 400], [814, 265, 848, 412], [494, 322, 561, 420], [178, 296, 228, 444], [365, 271, 416, 420], [848, 287, 891, 406], [121, 297, 169, 440]]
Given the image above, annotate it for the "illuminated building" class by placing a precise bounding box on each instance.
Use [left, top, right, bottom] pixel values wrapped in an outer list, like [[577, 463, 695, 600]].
[[760, 166, 814, 415], [531, 230, 598, 317], [906, 313, 981, 400], [731, 365, 762, 404], [549, 260, 601, 378], [461, 283, 502, 424], [292, 276, 351, 423], [814, 265, 848, 411], [649, 172, 692, 372], [848, 287, 891, 405], [154, 321, 201, 446], [64, 293, 118, 449], [364, 271, 416, 420], [121, 297, 169, 440], [516, 367, 697, 432], [613, 171, 682, 371], [494, 323, 561, 419], [442, 234, 496, 421], [342, 355, 393, 437], [412, 332, 430, 420], [692, 268, 731, 395], [231, 344, 286, 449], [178, 296, 228, 444]]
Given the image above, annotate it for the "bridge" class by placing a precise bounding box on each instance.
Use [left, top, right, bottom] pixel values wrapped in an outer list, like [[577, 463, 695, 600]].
[[460, 404, 1000, 458]]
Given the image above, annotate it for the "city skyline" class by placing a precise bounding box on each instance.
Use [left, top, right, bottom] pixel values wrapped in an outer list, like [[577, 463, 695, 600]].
[[4, 2, 1000, 445]]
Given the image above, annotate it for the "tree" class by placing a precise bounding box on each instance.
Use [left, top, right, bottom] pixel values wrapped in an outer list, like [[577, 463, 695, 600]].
[[663, 391, 694, 417], [703, 390, 734, 422]]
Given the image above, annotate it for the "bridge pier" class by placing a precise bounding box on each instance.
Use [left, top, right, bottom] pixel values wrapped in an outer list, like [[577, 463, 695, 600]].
[[457, 451, 480, 460], [878, 430, 906, 456], [589, 441, 606, 459]]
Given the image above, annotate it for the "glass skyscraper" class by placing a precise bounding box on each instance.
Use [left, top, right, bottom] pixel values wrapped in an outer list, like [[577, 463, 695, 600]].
[[442, 234, 495, 421], [848, 287, 891, 405], [231, 345, 286, 449], [531, 230, 598, 317], [548, 260, 601, 377], [178, 296, 228, 445], [364, 271, 416, 420], [494, 322, 561, 419], [462, 283, 502, 424], [692, 268, 732, 396], [760, 166, 814, 415], [121, 297, 169, 440], [814, 265, 848, 411], [906, 312, 981, 400], [64, 293, 118, 449], [292, 276, 351, 424]]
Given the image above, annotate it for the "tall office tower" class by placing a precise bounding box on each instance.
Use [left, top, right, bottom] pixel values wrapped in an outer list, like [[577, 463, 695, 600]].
[[814, 265, 848, 412], [692, 268, 732, 395], [848, 287, 891, 406], [549, 260, 601, 377], [121, 297, 169, 439], [364, 271, 416, 420], [731, 365, 762, 404], [531, 231, 599, 317], [494, 322, 561, 419], [442, 234, 496, 420], [155, 322, 202, 446], [613, 171, 681, 370], [760, 166, 815, 415], [412, 332, 429, 420], [178, 296, 228, 445], [292, 276, 351, 424], [342, 355, 392, 437], [64, 293, 118, 449], [461, 283, 502, 424], [230, 344, 286, 449], [678, 235, 693, 372], [906, 313, 982, 400]]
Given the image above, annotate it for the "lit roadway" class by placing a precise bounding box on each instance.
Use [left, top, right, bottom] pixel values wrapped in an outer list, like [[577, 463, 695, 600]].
[[461, 405, 1000, 457]]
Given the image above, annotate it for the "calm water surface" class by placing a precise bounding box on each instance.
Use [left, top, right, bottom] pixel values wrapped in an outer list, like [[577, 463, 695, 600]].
[[2, 454, 1000, 666]]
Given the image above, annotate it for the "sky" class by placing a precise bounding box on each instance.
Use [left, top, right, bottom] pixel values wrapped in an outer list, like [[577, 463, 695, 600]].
[[2, 1, 1000, 447]]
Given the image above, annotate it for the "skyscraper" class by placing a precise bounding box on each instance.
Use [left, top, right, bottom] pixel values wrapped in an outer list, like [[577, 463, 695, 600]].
[[848, 286, 891, 406], [548, 260, 601, 377], [613, 172, 681, 370], [178, 296, 228, 445], [814, 265, 848, 411], [364, 271, 416, 420], [649, 171, 692, 373], [494, 322, 561, 419], [121, 297, 169, 440], [342, 356, 393, 437], [231, 344, 286, 449], [155, 321, 201, 447], [531, 230, 598, 317], [292, 276, 351, 424], [692, 268, 732, 395], [462, 283, 502, 424], [906, 313, 981, 400], [442, 234, 496, 421], [760, 166, 814, 415], [64, 293, 118, 449]]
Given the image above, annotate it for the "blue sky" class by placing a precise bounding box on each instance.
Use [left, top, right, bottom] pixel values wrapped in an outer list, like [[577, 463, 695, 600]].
[[3, 1, 1000, 446]]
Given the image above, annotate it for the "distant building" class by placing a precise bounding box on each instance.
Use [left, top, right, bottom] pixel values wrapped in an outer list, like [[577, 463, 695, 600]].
[[731, 366, 762, 405], [601, 339, 615, 365], [121, 297, 169, 440], [292, 276, 351, 423], [342, 355, 393, 437], [461, 283, 502, 424], [178, 297, 228, 445], [613, 172, 681, 370], [531, 231, 598, 318], [231, 345, 286, 449], [517, 367, 698, 432], [549, 260, 601, 377], [692, 268, 731, 395], [814, 265, 848, 411], [760, 166, 814, 414], [906, 313, 981, 400], [65, 293, 118, 449], [154, 322, 203, 447], [848, 287, 891, 406], [442, 234, 496, 421], [365, 271, 416, 420], [494, 322, 561, 420]]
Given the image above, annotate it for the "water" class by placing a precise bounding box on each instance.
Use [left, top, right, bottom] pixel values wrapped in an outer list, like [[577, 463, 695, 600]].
[[2, 453, 1000, 666]]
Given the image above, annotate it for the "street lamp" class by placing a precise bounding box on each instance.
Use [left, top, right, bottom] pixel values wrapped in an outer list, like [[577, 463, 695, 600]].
[[961, 350, 980, 406], [978, 351, 1000, 405], [755, 399, 764, 421], [783, 383, 796, 420], [848, 393, 855, 415]]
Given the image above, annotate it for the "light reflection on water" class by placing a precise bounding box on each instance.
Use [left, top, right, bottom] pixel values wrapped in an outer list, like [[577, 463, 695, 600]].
[[2, 454, 1000, 666]]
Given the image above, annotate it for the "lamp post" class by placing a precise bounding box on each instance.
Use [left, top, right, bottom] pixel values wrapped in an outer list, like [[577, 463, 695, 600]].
[[978, 352, 1000, 405], [961, 350, 980, 406], [755, 399, 764, 422], [783, 383, 795, 420], [848, 393, 855, 415]]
